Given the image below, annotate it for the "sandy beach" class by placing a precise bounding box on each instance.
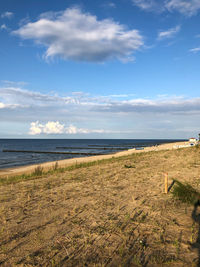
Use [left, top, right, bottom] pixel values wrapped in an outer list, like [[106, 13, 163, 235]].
[[0, 140, 188, 178], [0, 141, 200, 266]]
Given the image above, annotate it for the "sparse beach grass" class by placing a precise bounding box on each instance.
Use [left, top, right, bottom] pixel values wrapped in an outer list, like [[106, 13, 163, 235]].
[[0, 145, 200, 266]]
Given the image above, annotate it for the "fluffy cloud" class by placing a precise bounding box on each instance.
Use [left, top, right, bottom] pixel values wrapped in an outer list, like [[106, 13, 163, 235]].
[[133, 0, 200, 16], [13, 8, 144, 62], [1, 11, 14, 19], [29, 121, 43, 135], [29, 121, 109, 135], [158, 25, 180, 40], [29, 121, 64, 135]]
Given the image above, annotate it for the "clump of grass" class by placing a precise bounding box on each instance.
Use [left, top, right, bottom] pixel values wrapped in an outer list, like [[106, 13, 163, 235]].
[[171, 180, 200, 205], [53, 162, 59, 171], [33, 165, 43, 176], [124, 164, 135, 168]]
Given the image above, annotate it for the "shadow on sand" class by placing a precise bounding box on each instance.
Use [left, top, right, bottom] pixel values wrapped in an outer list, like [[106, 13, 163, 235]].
[[191, 200, 200, 266]]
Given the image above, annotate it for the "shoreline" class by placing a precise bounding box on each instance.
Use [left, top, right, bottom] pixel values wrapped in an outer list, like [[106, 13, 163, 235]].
[[0, 140, 189, 178]]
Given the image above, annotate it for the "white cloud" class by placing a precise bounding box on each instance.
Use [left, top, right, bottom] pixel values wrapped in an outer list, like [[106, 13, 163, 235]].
[[132, 0, 163, 11], [166, 0, 200, 16], [133, 0, 200, 16], [158, 25, 180, 40], [189, 47, 200, 53], [13, 8, 144, 62], [1, 12, 14, 19], [29, 121, 43, 135], [0, 24, 8, 30], [43, 121, 65, 134], [66, 124, 90, 134], [0, 101, 23, 109], [66, 124, 79, 134], [93, 96, 200, 114], [1, 80, 28, 87], [0, 86, 78, 107], [103, 2, 116, 8], [107, 2, 116, 8], [29, 121, 65, 135], [106, 94, 132, 98], [0, 102, 5, 109], [29, 121, 110, 135]]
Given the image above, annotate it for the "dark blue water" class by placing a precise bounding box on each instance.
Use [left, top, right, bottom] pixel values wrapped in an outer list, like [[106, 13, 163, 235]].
[[0, 139, 184, 169]]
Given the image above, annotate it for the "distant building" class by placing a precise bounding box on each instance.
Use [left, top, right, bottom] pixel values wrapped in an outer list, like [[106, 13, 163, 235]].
[[189, 137, 198, 144]]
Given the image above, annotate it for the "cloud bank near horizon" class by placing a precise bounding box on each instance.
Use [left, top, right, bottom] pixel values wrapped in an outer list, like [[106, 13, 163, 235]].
[[29, 121, 111, 135], [0, 85, 200, 138], [1, 86, 200, 115]]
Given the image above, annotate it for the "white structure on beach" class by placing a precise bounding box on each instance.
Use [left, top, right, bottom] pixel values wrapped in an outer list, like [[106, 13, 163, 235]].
[[173, 135, 199, 149], [189, 137, 198, 144]]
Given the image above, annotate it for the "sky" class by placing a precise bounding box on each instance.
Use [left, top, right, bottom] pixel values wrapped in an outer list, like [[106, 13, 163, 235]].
[[0, 0, 200, 139]]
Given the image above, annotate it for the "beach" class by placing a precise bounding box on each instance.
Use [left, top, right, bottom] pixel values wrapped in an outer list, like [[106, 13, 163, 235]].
[[0, 141, 200, 266], [0, 140, 188, 178]]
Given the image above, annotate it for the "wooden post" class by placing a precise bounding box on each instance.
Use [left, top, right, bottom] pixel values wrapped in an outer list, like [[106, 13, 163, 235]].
[[164, 173, 168, 194]]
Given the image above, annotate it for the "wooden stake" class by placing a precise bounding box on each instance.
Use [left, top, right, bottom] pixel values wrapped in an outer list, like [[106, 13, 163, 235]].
[[164, 173, 168, 194]]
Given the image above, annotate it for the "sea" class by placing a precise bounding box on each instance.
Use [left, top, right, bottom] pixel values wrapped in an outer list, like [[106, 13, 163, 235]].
[[0, 139, 184, 169]]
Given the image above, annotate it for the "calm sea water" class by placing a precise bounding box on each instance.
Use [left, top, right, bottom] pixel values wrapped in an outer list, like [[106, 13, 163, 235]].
[[0, 139, 184, 169]]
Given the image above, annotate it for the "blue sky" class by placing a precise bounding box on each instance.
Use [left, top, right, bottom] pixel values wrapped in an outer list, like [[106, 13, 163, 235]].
[[0, 0, 200, 139]]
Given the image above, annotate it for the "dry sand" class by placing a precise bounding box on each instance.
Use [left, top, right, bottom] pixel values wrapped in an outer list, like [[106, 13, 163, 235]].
[[0, 142, 200, 266], [0, 141, 188, 178]]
